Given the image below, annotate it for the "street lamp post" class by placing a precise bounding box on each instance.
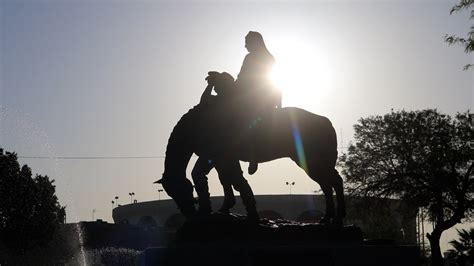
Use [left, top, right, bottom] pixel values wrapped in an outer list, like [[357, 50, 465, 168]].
[[114, 196, 119, 206], [128, 192, 135, 203], [286, 181, 296, 195], [158, 189, 164, 200]]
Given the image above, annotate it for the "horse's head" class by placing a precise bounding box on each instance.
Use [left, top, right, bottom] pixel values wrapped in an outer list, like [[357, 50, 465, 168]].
[[154, 111, 197, 218], [155, 170, 196, 218]]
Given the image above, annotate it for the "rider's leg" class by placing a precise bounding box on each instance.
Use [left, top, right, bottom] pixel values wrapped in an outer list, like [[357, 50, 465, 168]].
[[191, 157, 214, 215], [248, 161, 258, 175], [248, 97, 278, 175], [248, 115, 260, 175], [247, 124, 259, 175]]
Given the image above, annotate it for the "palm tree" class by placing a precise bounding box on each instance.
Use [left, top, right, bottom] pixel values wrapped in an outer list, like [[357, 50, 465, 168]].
[[447, 228, 474, 266]]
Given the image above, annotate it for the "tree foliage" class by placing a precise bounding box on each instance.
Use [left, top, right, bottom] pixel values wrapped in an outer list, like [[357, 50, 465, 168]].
[[0, 148, 66, 251], [446, 228, 474, 265], [446, 0, 474, 70], [340, 109, 473, 266]]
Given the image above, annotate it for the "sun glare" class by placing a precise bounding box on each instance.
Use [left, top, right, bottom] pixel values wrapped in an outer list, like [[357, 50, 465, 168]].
[[269, 40, 333, 109]]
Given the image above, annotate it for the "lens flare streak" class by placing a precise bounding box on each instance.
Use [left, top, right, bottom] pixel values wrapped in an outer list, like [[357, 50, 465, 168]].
[[291, 124, 308, 172]]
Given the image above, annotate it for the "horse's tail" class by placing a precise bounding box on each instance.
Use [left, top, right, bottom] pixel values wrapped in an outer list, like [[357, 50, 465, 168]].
[[327, 121, 338, 163], [320, 117, 338, 166]]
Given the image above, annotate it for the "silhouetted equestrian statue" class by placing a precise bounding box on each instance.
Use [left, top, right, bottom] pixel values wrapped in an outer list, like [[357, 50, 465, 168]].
[[156, 73, 345, 225], [155, 31, 345, 226]]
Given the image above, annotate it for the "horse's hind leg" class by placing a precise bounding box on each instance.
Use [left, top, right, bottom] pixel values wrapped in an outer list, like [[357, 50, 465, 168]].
[[307, 164, 341, 225], [317, 180, 335, 225], [315, 168, 346, 226], [330, 169, 346, 223]]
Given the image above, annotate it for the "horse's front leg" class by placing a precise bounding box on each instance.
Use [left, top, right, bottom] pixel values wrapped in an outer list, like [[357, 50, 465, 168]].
[[158, 175, 196, 219]]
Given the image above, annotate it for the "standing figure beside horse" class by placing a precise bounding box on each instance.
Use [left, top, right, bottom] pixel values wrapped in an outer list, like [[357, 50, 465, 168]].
[[190, 71, 239, 216]]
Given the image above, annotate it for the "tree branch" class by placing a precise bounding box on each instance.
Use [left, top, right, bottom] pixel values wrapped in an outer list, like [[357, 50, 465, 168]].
[[461, 162, 473, 194]]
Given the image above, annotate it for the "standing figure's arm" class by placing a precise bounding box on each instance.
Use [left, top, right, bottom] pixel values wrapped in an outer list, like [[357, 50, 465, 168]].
[[200, 71, 221, 104], [200, 84, 214, 104]]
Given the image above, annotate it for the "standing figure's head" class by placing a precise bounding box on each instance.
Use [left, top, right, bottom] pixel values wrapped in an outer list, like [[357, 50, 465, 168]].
[[214, 72, 235, 97], [245, 31, 268, 53], [206, 71, 235, 97]]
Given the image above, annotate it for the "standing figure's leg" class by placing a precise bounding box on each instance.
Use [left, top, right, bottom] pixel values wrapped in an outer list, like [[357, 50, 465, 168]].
[[216, 167, 236, 213], [191, 157, 215, 215], [215, 159, 259, 222]]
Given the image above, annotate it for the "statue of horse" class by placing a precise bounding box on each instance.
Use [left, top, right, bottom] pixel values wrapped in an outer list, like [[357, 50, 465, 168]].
[[158, 103, 346, 225]]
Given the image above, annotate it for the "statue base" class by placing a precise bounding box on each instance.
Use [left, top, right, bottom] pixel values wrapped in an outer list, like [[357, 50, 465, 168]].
[[176, 212, 363, 244], [138, 213, 419, 266]]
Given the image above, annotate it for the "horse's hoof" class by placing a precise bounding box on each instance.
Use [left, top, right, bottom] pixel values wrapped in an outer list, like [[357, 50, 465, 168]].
[[221, 200, 236, 211], [319, 217, 332, 225], [332, 217, 343, 228], [245, 215, 260, 227], [217, 208, 231, 214], [197, 208, 212, 216], [245, 211, 260, 225]]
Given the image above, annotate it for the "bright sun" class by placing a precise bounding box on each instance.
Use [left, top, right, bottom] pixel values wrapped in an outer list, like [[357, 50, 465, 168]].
[[269, 39, 333, 109]]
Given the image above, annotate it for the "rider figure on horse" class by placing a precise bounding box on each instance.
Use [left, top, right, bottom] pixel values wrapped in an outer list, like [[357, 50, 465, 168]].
[[235, 31, 281, 175]]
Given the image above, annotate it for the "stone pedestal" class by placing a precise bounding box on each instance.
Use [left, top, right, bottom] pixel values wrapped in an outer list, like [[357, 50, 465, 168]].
[[138, 213, 419, 266], [141, 244, 419, 266]]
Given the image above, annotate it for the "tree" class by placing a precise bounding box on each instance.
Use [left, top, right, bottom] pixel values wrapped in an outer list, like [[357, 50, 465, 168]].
[[340, 109, 473, 266], [446, 0, 473, 70], [0, 148, 66, 252], [446, 227, 474, 265]]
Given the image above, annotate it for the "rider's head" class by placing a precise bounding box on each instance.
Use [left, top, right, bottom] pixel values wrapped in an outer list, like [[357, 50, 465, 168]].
[[214, 72, 234, 96], [245, 31, 267, 53]]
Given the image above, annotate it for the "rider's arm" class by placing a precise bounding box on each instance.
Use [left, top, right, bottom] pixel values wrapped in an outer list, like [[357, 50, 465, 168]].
[[236, 54, 251, 82], [199, 84, 214, 104]]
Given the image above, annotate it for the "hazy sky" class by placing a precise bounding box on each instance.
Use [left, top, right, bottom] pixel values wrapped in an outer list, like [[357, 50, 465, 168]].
[[1, 0, 472, 251]]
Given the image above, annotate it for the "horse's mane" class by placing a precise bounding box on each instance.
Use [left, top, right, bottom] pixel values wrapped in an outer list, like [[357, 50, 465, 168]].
[[168, 104, 201, 142], [166, 104, 205, 154]]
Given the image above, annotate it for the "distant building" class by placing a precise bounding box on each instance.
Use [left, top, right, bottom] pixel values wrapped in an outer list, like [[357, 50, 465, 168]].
[[113, 194, 417, 244]]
